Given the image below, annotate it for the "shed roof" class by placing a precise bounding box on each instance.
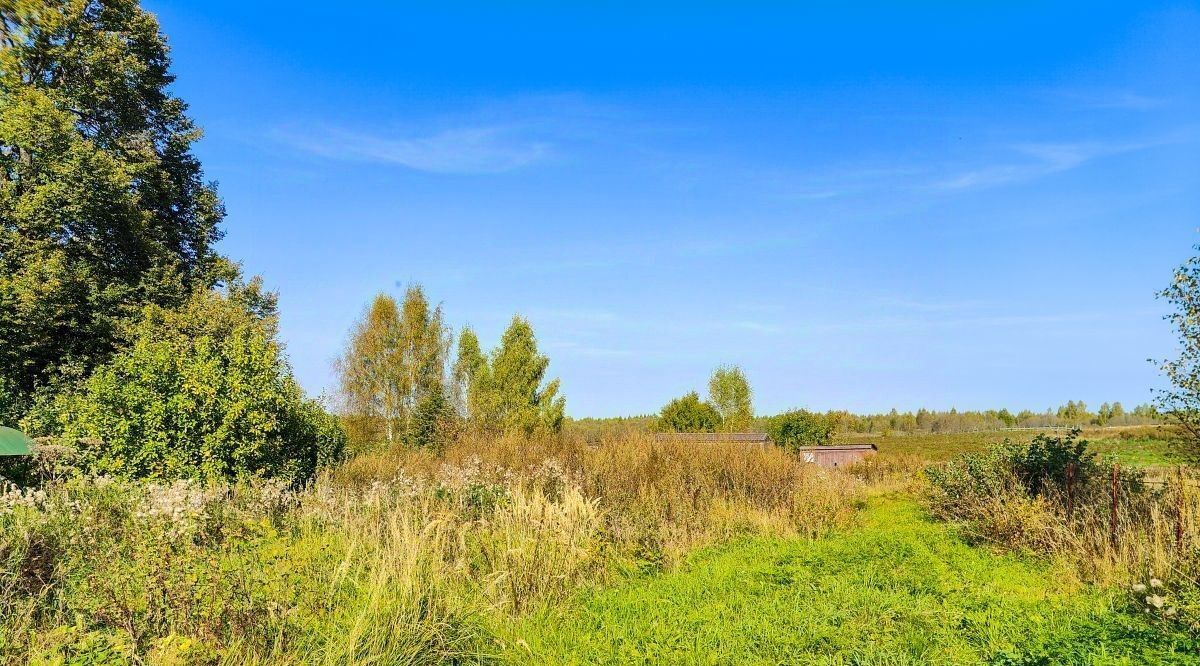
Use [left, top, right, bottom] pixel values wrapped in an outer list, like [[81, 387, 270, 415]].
[[794, 444, 878, 452], [0, 427, 32, 456], [654, 432, 772, 443]]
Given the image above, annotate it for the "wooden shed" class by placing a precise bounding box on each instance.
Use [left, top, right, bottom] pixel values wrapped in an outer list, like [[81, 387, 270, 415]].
[[654, 432, 772, 446], [795, 444, 877, 468]]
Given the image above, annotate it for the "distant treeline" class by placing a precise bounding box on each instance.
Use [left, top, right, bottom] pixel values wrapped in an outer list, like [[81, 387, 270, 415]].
[[566, 400, 1160, 440], [826, 401, 1160, 435]]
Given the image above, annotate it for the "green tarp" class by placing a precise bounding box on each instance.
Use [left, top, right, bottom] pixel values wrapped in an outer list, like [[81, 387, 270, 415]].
[[0, 426, 31, 456]]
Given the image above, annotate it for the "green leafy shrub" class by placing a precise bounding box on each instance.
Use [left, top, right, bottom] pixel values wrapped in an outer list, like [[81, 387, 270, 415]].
[[923, 447, 1021, 521], [25, 286, 345, 485], [767, 409, 833, 450], [925, 431, 1200, 631], [1001, 429, 1099, 497], [657, 392, 722, 432], [926, 430, 1139, 514]]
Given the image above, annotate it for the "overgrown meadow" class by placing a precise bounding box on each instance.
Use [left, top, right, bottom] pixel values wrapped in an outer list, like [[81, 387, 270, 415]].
[[924, 429, 1200, 632], [6, 427, 1198, 664], [1, 435, 860, 663]]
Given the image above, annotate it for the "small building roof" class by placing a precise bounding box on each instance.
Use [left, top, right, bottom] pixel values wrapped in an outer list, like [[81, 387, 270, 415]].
[[654, 432, 772, 443], [794, 444, 878, 452], [0, 426, 32, 456]]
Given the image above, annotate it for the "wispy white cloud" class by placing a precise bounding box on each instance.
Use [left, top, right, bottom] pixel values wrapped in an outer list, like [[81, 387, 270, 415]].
[[778, 189, 843, 201], [754, 164, 929, 202], [802, 308, 1159, 334], [746, 124, 1194, 202], [1049, 88, 1168, 111], [275, 125, 551, 174], [934, 138, 1168, 190], [1081, 91, 1167, 111], [270, 93, 666, 176]]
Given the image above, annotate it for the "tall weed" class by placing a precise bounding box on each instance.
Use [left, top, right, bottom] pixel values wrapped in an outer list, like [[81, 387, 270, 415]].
[[924, 431, 1200, 630], [1, 432, 860, 663]]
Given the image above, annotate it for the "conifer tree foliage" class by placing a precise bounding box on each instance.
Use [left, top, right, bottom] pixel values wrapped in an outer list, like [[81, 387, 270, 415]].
[[456, 317, 565, 436], [486, 316, 565, 435], [0, 1, 226, 421]]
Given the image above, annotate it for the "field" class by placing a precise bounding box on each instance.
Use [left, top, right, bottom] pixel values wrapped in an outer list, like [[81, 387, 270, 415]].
[[504, 497, 1195, 664], [852, 425, 1185, 466], [4, 427, 1198, 664]]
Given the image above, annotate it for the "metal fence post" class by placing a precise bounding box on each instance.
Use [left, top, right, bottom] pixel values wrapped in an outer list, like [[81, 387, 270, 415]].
[[1178, 465, 1186, 551], [1066, 461, 1075, 521], [1110, 463, 1120, 552]]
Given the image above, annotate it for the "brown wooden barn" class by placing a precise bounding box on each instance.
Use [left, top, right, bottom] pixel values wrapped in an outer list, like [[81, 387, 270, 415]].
[[650, 434, 877, 469], [795, 444, 877, 468]]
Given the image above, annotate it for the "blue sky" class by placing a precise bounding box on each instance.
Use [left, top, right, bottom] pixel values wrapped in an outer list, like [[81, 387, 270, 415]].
[[146, 1, 1200, 416]]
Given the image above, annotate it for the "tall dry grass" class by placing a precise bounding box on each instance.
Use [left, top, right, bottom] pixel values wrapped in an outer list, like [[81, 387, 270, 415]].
[[924, 445, 1200, 629], [340, 433, 862, 562], [1, 432, 861, 663]]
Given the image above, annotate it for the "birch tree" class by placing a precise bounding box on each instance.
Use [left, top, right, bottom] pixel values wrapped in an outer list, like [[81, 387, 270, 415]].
[[708, 365, 753, 432], [336, 285, 450, 446], [1157, 247, 1200, 453]]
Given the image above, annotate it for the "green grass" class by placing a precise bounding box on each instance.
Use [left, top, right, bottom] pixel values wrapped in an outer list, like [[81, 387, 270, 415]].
[[855, 427, 1186, 467], [1089, 438, 1185, 468], [498, 496, 1197, 665]]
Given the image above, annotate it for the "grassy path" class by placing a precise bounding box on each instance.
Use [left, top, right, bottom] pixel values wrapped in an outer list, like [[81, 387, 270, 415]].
[[499, 495, 1196, 665]]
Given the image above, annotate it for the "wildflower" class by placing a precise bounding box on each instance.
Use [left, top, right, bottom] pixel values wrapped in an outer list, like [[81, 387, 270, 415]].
[[1149, 578, 1163, 589], [1132, 583, 1147, 593], [0, 484, 48, 514], [1146, 595, 1165, 609]]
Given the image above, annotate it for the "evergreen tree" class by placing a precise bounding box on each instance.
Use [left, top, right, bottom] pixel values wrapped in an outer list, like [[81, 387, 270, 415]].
[[915, 408, 932, 429], [479, 316, 564, 436], [997, 408, 1016, 428], [0, 1, 226, 422], [407, 387, 453, 450]]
